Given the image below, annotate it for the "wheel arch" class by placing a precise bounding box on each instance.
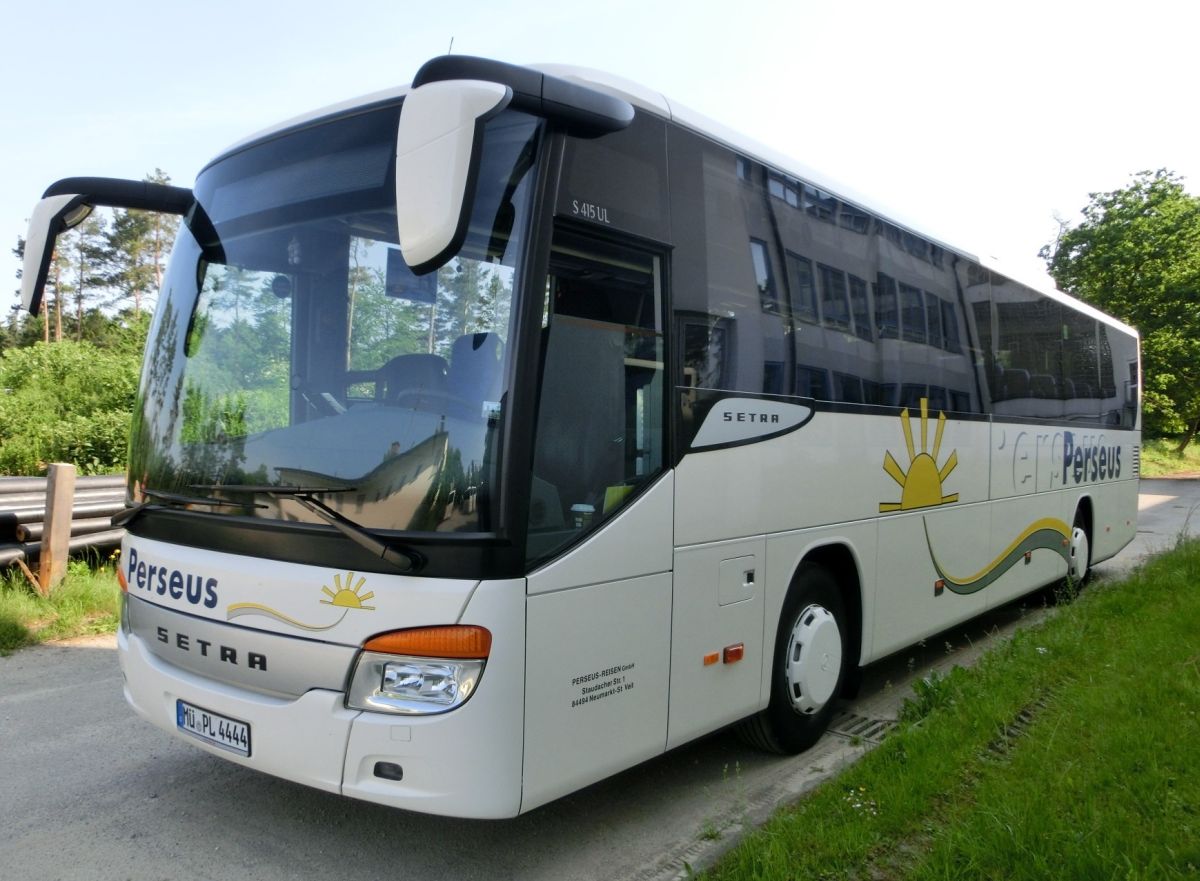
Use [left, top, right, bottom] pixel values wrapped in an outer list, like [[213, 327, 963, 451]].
[[793, 542, 864, 687], [1073, 493, 1094, 539]]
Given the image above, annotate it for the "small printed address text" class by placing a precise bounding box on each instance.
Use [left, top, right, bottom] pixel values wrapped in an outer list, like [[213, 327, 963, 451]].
[[570, 662, 636, 709]]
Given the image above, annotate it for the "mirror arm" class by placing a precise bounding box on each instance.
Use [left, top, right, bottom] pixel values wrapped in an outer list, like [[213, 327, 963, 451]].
[[20, 177, 193, 315], [413, 55, 634, 138]]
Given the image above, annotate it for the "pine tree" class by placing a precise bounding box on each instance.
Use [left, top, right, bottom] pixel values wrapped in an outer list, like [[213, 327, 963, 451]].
[[102, 170, 179, 315]]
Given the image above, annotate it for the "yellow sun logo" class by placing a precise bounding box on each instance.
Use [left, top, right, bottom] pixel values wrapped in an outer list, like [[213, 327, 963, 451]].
[[879, 398, 959, 512], [320, 571, 376, 610]]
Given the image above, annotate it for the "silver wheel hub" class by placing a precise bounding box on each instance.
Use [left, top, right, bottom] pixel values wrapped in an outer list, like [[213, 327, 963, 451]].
[[784, 604, 842, 715], [1069, 526, 1090, 581]]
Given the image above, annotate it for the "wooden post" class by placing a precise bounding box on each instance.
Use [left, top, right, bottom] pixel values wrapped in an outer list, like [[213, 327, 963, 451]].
[[38, 462, 77, 595]]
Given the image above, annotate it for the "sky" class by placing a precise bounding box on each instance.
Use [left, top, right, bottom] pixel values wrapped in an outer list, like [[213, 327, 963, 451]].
[[4, 0, 1199, 301]]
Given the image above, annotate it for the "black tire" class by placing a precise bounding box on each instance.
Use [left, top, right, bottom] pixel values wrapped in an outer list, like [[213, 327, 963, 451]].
[[737, 563, 848, 754]]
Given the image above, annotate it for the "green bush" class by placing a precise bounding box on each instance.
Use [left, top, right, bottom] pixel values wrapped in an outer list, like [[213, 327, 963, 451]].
[[0, 340, 141, 475]]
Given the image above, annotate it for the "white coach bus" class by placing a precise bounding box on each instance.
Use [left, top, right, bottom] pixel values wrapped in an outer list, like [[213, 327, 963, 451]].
[[21, 56, 1139, 818]]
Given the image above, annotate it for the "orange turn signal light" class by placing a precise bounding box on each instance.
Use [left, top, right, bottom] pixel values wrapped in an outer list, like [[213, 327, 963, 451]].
[[703, 651, 719, 666], [364, 625, 492, 659], [116, 566, 128, 593]]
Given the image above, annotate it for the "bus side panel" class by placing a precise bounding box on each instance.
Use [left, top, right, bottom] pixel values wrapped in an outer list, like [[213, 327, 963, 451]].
[[984, 493, 1069, 608], [673, 412, 886, 546], [668, 536, 765, 749], [340, 578, 526, 819], [1087, 471, 1139, 564], [521, 573, 671, 813], [526, 473, 674, 595], [872, 503, 990, 660]]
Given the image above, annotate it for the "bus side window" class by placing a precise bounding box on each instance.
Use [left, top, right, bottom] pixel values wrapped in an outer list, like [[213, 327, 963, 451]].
[[526, 227, 665, 565]]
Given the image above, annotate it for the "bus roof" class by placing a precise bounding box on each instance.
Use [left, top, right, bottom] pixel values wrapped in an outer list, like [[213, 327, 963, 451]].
[[213, 61, 1136, 341]]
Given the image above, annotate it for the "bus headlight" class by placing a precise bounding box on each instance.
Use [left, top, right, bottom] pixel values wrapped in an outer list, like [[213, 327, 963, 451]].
[[346, 625, 491, 715], [348, 653, 483, 714]]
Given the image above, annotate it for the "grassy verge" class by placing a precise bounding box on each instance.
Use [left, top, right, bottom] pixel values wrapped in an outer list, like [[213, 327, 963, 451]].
[[0, 558, 120, 655], [705, 541, 1200, 880], [1141, 437, 1200, 477]]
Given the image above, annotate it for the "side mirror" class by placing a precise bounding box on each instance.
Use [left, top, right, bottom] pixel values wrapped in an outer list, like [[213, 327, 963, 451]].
[[21, 193, 93, 314], [20, 177, 193, 315], [394, 80, 512, 275]]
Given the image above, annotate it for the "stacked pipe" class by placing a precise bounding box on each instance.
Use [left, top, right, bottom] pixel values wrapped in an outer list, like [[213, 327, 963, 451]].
[[0, 475, 126, 568]]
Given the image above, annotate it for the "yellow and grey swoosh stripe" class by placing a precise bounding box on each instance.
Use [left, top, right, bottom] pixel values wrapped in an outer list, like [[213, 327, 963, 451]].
[[924, 516, 1071, 595], [226, 603, 349, 632]]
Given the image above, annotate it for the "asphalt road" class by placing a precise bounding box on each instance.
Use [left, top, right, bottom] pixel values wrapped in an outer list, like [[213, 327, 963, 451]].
[[2, 478, 1197, 881]]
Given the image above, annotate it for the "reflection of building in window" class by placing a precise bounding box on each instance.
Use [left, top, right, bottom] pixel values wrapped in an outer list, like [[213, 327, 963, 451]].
[[787, 252, 818, 323], [803, 185, 837, 222], [940, 300, 961, 353], [796, 364, 830, 400], [763, 361, 785, 395], [749, 239, 779, 314], [875, 274, 899, 339], [996, 299, 1062, 400], [768, 173, 800, 207], [818, 264, 850, 329], [900, 283, 926, 343], [849, 276, 872, 341], [925, 292, 944, 349], [835, 372, 864, 403], [681, 314, 732, 391], [839, 204, 871, 235], [903, 231, 928, 260]]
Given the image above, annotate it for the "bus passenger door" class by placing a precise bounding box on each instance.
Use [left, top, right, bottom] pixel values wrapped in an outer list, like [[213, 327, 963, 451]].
[[522, 226, 672, 812]]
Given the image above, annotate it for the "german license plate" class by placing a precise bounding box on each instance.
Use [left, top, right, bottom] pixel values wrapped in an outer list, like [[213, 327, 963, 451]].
[[176, 699, 251, 757]]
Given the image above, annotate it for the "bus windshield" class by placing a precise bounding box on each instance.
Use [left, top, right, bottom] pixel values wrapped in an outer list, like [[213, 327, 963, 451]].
[[128, 106, 543, 533]]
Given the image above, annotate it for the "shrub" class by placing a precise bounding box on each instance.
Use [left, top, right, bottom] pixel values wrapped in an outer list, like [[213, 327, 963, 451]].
[[0, 341, 141, 475]]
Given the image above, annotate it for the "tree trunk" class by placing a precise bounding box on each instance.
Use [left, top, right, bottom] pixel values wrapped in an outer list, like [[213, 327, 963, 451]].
[[1175, 415, 1200, 455], [76, 242, 84, 341], [51, 258, 63, 342]]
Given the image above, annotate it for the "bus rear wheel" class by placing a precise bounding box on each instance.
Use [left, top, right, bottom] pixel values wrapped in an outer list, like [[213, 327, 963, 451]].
[[737, 563, 847, 754], [1068, 510, 1091, 585]]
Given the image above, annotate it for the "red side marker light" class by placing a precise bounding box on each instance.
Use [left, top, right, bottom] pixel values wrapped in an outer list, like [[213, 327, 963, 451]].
[[723, 643, 744, 664], [934, 579, 945, 596]]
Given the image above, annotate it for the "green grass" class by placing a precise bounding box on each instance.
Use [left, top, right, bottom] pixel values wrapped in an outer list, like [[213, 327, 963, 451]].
[[1140, 437, 1200, 477], [0, 558, 121, 655], [704, 541, 1200, 881]]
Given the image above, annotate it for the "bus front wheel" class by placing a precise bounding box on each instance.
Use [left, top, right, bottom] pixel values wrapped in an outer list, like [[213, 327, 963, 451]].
[[737, 563, 847, 754]]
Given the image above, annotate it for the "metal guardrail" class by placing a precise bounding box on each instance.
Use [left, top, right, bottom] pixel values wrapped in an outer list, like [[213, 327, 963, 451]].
[[0, 474, 126, 568]]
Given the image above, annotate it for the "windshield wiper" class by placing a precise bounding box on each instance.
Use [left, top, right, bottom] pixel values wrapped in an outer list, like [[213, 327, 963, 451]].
[[274, 491, 420, 573], [112, 489, 267, 529], [201, 485, 419, 573]]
